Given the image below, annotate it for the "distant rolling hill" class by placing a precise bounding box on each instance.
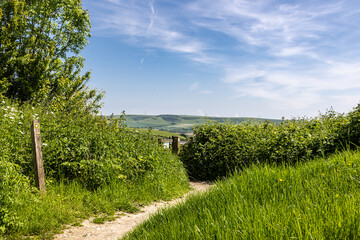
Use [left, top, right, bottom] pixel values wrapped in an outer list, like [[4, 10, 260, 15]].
[[112, 114, 281, 134]]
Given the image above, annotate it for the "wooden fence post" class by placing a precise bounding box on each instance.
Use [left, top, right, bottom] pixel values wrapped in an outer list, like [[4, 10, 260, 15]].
[[172, 136, 180, 155], [31, 120, 46, 193], [158, 137, 163, 146]]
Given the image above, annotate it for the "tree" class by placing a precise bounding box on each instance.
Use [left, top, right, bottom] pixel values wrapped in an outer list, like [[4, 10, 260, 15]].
[[0, 0, 103, 112]]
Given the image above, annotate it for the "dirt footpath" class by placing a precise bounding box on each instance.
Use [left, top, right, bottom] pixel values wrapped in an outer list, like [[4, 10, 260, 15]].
[[53, 182, 211, 240]]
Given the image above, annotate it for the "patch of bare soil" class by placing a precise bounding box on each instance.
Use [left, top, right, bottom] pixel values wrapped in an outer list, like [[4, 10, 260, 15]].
[[53, 182, 212, 240]]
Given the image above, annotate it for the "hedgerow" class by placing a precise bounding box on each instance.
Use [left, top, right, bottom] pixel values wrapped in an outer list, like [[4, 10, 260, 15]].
[[0, 98, 189, 237], [180, 107, 358, 181]]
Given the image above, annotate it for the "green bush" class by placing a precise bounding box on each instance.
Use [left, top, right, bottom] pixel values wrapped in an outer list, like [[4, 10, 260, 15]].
[[343, 103, 360, 147], [0, 98, 189, 237], [0, 98, 187, 189], [180, 109, 350, 181], [0, 160, 35, 235]]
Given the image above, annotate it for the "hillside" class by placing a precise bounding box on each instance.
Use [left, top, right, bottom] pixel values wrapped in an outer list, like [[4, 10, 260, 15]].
[[114, 114, 281, 133]]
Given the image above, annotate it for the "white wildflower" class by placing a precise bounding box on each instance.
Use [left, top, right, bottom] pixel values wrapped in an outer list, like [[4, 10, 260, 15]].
[[20, 130, 24, 135]]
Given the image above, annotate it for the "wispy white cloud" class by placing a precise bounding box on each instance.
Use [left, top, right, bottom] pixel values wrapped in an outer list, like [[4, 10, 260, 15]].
[[189, 82, 212, 95], [88, 0, 360, 115], [201, 90, 212, 94], [147, 0, 156, 31], [91, 0, 208, 61], [197, 109, 206, 116], [189, 82, 199, 91], [187, 0, 345, 59], [223, 60, 360, 110], [91, 0, 357, 62], [138, 57, 145, 70]]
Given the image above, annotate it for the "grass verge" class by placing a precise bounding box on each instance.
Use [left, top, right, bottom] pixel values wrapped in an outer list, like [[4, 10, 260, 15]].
[[124, 151, 360, 239], [2, 173, 190, 240]]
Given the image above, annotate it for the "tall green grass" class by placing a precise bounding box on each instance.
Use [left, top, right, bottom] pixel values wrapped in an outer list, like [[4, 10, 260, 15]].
[[2, 176, 189, 239], [124, 151, 360, 239]]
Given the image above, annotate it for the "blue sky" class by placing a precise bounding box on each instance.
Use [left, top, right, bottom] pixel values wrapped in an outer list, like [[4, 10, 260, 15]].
[[82, 0, 360, 119]]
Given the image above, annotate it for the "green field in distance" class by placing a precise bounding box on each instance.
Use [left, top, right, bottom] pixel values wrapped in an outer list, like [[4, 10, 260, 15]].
[[113, 114, 281, 134]]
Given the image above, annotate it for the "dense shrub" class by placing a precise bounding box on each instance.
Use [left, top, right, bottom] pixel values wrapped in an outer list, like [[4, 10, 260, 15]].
[[181, 109, 351, 180], [0, 98, 187, 189], [0, 98, 189, 236], [0, 160, 35, 235], [343, 103, 360, 146]]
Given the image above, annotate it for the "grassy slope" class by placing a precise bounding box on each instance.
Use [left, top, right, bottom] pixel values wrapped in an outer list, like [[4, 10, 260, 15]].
[[124, 151, 360, 239], [127, 128, 187, 140], [116, 114, 282, 133]]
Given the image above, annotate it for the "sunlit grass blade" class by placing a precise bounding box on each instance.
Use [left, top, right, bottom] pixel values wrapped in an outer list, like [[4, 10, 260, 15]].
[[124, 151, 360, 240]]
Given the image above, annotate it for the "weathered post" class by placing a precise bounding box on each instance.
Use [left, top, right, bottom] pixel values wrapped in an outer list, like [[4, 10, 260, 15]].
[[158, 137, 163, 146], [31, 120, 46, 193], [172, 136, 180, 155]]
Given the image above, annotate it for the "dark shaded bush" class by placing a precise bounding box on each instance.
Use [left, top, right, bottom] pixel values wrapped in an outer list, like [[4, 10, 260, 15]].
[[180, 109, 352, 181]]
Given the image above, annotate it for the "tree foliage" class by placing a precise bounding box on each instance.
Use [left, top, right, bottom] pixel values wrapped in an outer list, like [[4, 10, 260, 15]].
[[0, 0, 102, 112]]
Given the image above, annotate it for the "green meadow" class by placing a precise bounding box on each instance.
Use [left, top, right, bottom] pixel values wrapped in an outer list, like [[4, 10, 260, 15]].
[[119, 114, 281, 134], [127, 128, 187, 140]]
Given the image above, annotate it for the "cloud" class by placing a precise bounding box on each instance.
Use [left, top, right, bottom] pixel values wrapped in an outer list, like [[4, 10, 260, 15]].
[[90, 0, 358, 64], [197, 109, 206, 116], [90, 0, 208, 61], [88, 0, 360, 115], [138, 57, 145, 69], [189, 82, 212, 94], [147, 0, 156, 31], [187, 0, 345, 58], [272, 46, 318, 59], [189, 82, 199, 91], [201, 90, 212, 94], [223, 60, 360, 111]]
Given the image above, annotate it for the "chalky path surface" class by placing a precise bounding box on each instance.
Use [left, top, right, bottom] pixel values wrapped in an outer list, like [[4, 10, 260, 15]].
[[54, 182, 211, 240]]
